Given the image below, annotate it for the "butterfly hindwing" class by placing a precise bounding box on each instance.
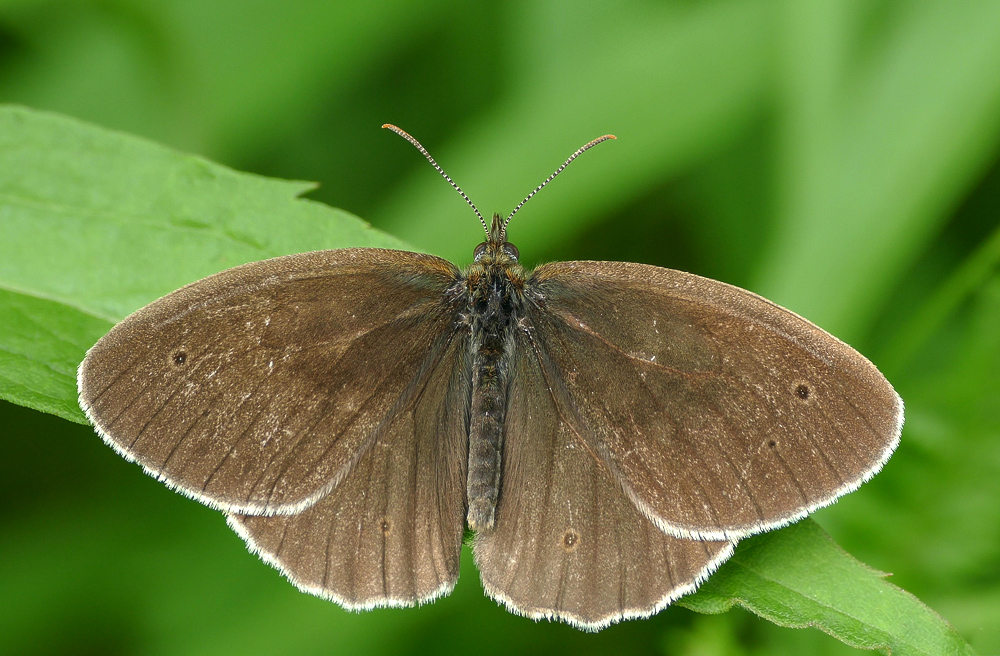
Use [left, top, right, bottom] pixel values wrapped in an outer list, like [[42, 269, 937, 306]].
[[474, 337, 733, 630], [228, 326, 471, 608]]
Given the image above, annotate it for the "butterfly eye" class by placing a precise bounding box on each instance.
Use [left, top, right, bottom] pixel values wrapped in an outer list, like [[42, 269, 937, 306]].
[[473, 243, 488, 261], [503, 243, 519, 261]]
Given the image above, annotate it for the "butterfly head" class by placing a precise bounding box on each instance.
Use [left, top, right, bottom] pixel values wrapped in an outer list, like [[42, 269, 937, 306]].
[[473, 213, 520, 266]]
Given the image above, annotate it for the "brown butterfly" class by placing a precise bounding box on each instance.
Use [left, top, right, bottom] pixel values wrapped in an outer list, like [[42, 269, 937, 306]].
[[77, 125, 902, 630]]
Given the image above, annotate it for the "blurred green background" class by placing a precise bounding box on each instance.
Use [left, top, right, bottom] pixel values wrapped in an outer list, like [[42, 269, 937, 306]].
[[2, 1, 999, 654]]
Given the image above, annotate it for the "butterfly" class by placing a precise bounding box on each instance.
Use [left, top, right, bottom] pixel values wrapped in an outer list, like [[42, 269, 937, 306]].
[[77, 125, 902, 630]]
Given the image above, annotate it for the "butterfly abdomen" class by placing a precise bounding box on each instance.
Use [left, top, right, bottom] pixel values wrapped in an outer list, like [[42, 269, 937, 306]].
[[465, 261, 525, 532]]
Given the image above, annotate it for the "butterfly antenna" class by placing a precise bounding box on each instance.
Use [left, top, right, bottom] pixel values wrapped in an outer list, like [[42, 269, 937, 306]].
[[503, 134, 616, 235], [383, 124, 489, 235]]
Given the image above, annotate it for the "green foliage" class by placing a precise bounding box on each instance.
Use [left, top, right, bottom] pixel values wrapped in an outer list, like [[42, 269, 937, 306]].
[[1, 1, 999, 654], [0, 107, 976, 655], [0, 288, 108, 423], [682, 522, 974, 656]]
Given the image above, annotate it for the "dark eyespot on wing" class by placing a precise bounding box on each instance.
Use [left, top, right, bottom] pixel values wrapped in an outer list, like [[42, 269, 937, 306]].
[[561, 529, 580, 551]]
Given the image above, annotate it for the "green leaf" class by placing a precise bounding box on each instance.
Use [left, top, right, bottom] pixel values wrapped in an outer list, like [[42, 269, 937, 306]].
[[0, 105, 404, 418], [0, 288, 110, 424], [680, 520, 976, 656]]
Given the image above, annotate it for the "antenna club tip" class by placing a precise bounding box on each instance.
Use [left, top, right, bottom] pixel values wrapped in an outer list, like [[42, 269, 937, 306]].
[[605, 134, 617, 140], [383, 124, 419, 144]]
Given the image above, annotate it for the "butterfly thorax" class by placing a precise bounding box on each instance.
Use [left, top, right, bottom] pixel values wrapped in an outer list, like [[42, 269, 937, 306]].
[[463, 215, 527, 531]]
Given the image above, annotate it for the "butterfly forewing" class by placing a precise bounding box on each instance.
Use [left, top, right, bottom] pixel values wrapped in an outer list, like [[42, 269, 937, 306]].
[[525, 261, 902, 540], [473, 338, 734, 630], [78, 249, 465, 515], [228, 325, 471, 609]]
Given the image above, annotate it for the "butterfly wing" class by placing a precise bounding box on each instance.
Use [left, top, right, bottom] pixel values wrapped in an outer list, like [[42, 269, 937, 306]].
[[473, 339, 733, 630], [78, 249, 465, 515], [227, 327, 470, 608], [523, 261, 903, 541]]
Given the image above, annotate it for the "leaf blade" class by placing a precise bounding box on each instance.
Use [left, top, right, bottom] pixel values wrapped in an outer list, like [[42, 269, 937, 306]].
[[681, 520, 976, 656]]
